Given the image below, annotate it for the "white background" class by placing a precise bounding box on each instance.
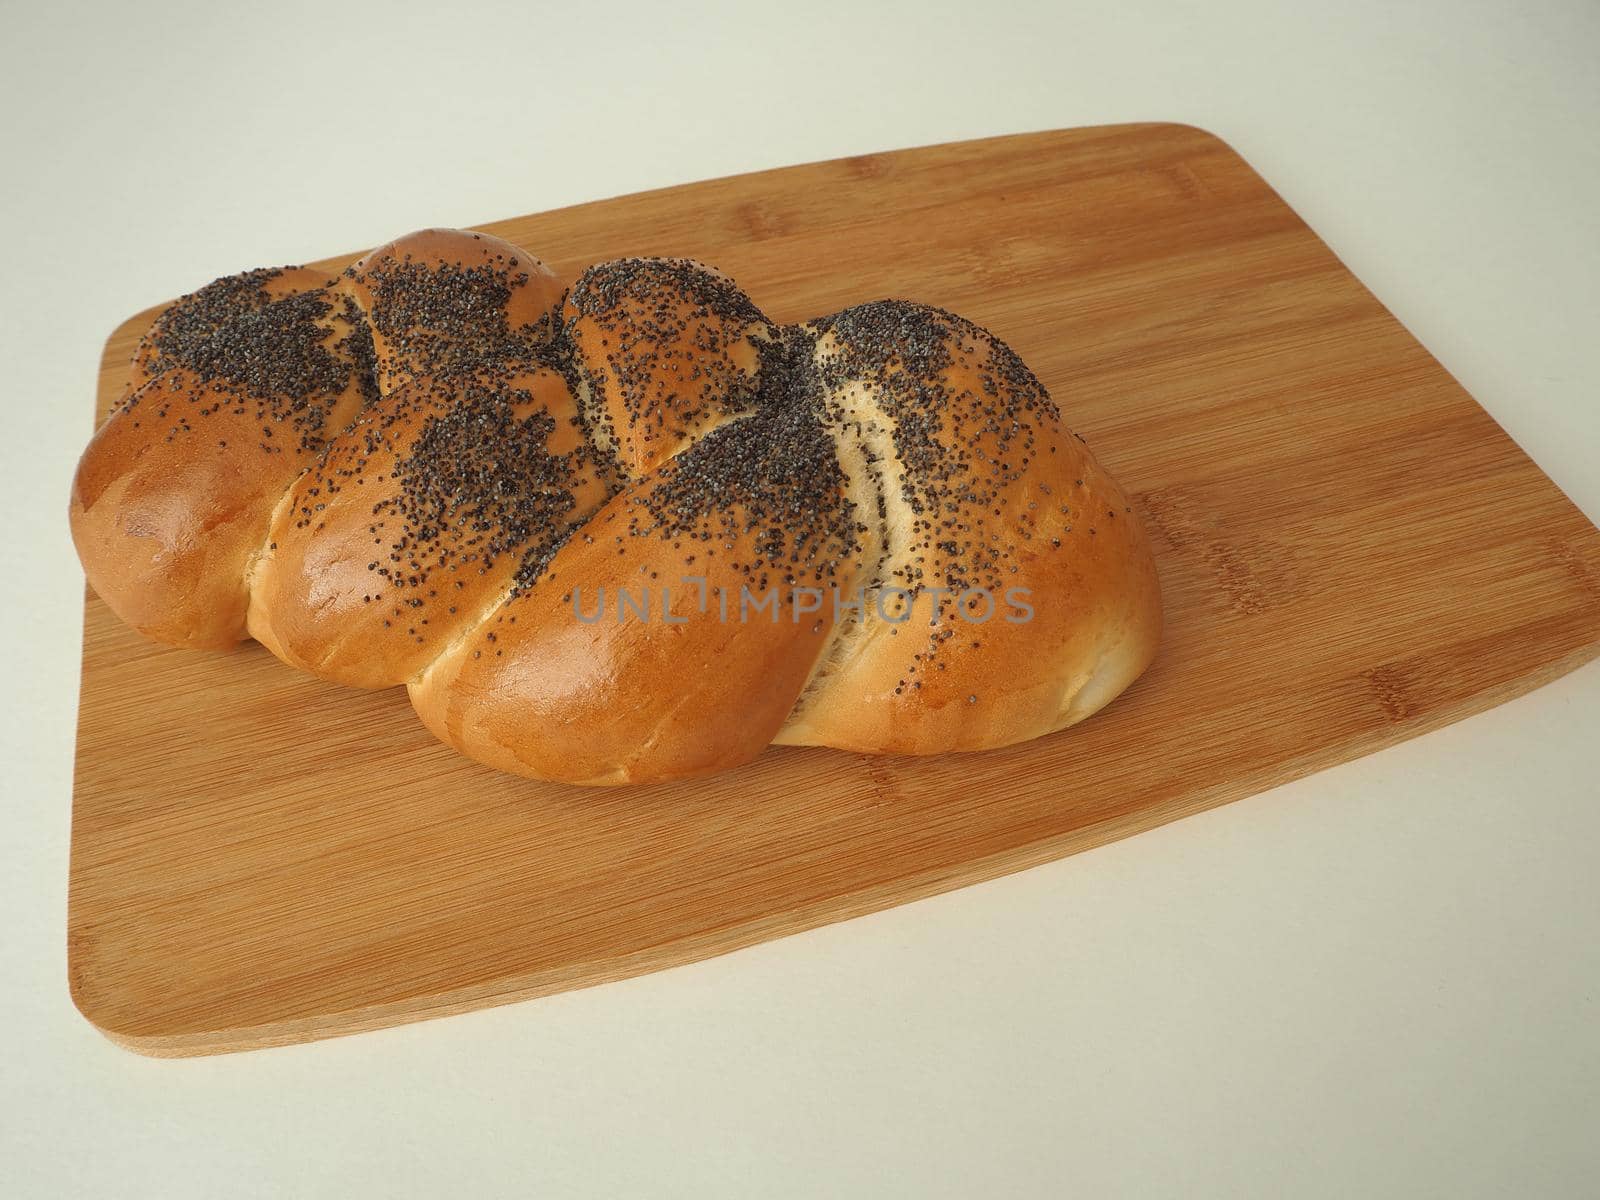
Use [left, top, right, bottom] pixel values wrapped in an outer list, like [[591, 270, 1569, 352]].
[[3, 1, 1598, 1196]]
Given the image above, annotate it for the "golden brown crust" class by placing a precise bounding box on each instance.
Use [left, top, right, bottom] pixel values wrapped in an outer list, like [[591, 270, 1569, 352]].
[[774, 306, 1162, 753], [562, 258, 773, 478], [69, 267, 372, 647], [248, 365, 610, 687], [72, 234, 1162, 783], [410, 470, 839, 785], [773, 430, 1161, 754], [246, 230, 599, 686], [345, 228, 564, 391]]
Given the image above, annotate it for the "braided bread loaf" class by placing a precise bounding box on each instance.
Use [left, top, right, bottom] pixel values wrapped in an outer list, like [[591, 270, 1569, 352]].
[[71, 228, 1161, 785]]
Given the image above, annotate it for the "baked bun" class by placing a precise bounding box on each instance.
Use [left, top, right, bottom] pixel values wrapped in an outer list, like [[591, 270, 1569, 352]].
[[71, 230, 1162, 785]]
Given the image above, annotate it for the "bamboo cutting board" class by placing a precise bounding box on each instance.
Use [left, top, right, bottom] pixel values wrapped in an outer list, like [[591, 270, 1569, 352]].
[[70, 123, 1600, 1056]]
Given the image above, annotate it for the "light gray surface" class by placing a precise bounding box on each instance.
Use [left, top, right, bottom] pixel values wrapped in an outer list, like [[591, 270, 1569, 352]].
[[2, 1, 1597, 1196]]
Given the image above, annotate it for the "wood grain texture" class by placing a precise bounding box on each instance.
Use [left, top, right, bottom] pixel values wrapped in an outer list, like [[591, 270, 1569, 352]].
[[69, 123, 1600, 1056]]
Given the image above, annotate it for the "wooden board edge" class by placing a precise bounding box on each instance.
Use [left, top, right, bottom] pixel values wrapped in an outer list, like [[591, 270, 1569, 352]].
[[71, 632, 1600, 1058]]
